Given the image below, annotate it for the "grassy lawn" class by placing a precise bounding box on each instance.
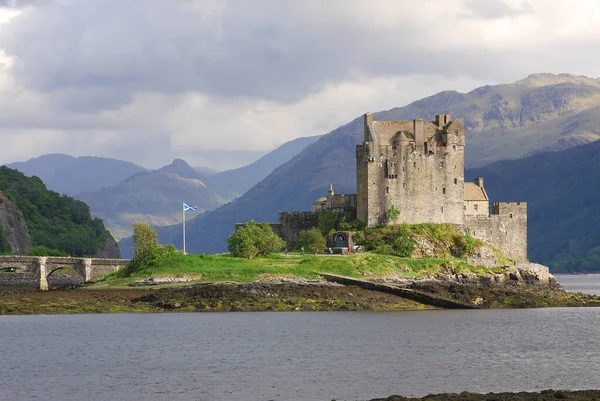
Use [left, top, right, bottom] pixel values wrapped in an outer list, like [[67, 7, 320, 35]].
[[91, 251, 504, 289]]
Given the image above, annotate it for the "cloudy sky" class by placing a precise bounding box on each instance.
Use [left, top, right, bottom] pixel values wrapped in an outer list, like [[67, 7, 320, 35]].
[[0, 0, 599, 170]]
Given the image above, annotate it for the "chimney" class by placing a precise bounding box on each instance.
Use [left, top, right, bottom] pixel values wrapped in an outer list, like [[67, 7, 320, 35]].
[[475, 177, 484, 188], [414, 118, 424, 149], [364, 112, 373, 142], [435, 114, 444, 127], [445, 114, 452, 124]]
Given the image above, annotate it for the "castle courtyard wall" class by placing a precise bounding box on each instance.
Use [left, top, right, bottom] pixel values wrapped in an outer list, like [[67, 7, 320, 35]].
[[464, 202, 528, 263]]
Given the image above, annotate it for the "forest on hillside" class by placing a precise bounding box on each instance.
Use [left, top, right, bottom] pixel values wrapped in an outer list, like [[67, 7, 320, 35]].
[[0, 166, 113, 256]]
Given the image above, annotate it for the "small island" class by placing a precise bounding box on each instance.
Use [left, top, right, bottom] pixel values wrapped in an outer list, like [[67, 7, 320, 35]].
[[1, 113, 600, 315]]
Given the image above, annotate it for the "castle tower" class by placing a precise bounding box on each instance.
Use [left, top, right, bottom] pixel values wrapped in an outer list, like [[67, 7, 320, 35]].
[[356, 113, 466, 226]]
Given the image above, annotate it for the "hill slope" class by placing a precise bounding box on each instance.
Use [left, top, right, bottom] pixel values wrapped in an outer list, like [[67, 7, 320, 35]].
[[121, 74, 600, 265], [203, 135, 322, 197], [5, 154, 147, 195], [0, 166, 117, 257], [466, 140, 600, 273], [78, 159, 229, 240]]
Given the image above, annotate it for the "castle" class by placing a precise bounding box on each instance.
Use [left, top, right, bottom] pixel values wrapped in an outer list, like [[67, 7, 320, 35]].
[[243, 113, 527, 262]]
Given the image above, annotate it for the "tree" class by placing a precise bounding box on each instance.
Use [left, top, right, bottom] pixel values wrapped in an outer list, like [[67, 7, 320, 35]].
[[133, 222, 160, 262], [298, 228, 327, 255], [228, 220, 285, 259]]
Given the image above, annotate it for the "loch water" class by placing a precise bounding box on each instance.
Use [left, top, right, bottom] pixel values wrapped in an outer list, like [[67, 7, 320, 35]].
[[1, 274, 599, 401]]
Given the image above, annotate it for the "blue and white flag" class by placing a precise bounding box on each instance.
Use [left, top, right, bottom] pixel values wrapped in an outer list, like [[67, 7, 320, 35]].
[[183, 203, 198, 211]]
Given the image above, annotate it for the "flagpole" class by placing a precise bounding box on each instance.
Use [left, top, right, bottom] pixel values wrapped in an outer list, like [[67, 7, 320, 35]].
[[182, 202, 186, 254]]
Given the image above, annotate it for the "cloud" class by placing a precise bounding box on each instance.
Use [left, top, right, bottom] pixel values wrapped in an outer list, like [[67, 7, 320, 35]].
[[0, 0, 600, 169]]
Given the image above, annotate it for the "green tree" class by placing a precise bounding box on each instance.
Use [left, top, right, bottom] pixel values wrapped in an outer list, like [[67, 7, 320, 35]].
[[133, 222, 161, 262], [298, 228, 327, 255], [228, 220, 285, 259]]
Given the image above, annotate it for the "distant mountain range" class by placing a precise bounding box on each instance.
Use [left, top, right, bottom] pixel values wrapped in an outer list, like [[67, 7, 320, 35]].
[[76, 159, 230, 239], [5, 135, 320, 240], [202, 135, 321, 197], [128, 74, 600, 273], [5, 154, 147, 196]]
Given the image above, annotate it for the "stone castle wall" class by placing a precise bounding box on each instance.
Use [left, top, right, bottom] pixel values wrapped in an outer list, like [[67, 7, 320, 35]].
[[464, 202, 528, 262], [357, 114, 465, 226], [279, 212, 319, 249]]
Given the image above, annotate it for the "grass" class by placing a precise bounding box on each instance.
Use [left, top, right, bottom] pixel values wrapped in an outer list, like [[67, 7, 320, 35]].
[[91, 251, 503, 289]]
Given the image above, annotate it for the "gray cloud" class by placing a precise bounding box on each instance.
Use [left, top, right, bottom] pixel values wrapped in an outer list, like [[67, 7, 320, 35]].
[[1, 0, 600, 169]]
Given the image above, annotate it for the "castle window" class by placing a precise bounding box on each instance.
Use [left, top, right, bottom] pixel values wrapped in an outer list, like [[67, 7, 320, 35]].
[[452, 145, 456, 150], [474, 204, 478, 211], [442, 188, 446, 194], [440, 162, 444, 168], [464, 205, 466, 211], [413, 162, 416, 168], [509, 213, 513, 219], [386, 187, 389, 194], [454, 130, 458, 136], [403, 182, 406, 188], [454, 178, 457, 185], [441, 206, 444, 213]]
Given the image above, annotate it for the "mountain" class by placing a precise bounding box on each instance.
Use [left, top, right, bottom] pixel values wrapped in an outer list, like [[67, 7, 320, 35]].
[[77, 159, 230, 240], [0, 166, 118, 257], [466, 140, 600, 273], [5, 154, 147, 196], [203, 135, 322, 197], [120, 73, 600, 265]]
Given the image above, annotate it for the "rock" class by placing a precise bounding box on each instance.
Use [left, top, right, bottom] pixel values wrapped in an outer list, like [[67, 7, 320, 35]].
[[92, 236, 121, 259], [467, 245, 498, 267], [0, 191, 32, 255], [515, 262, 556, 285], [411, 237, 436, 257]]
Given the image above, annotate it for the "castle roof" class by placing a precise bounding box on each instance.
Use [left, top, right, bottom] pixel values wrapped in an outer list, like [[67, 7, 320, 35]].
[[464, 183, 489, 201]]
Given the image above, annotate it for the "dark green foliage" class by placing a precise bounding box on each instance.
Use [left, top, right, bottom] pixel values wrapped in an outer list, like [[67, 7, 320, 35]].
[[359, 225, 416, 257], [297, 228, 327, 254], [0, 166, 112, 256], [0, 227, 11, 255], [228, 220, 285, 259], [27, 246, 68, 257], [317, 210, 364, 236]]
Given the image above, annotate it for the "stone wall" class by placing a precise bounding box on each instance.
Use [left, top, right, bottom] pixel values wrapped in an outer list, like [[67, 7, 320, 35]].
[[464, 202, 528, 263], [279, 212, 319, 250]]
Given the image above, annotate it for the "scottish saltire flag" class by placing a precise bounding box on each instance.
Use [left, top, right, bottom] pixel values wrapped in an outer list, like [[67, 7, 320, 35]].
[[183, 203, 198, 211]]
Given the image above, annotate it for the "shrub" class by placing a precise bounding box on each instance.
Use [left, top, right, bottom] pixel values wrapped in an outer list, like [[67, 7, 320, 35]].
[[297, 228, 327, 255], [462, 229, 478, 256], [385, 205, 400, 224], [228, 220, 285, 259]]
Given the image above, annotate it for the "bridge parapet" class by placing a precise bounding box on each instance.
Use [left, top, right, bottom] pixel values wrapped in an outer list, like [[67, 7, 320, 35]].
[[0, 256, 130, 290]]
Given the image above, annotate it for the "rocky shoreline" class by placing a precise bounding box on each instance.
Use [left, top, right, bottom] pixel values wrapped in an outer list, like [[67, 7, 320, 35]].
[[367, 389, 600, 400], [1, 271, 599, 315]]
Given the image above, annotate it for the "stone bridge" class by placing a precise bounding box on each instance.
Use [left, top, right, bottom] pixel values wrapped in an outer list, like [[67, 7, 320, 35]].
[[0, 256, 129, 290]]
